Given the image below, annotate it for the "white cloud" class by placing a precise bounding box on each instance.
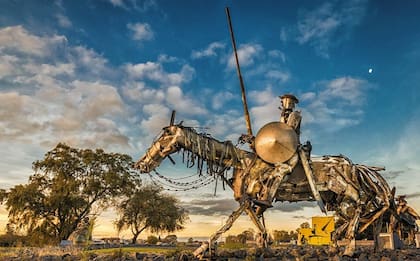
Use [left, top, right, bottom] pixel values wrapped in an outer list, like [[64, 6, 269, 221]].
[[191, 41, 225, 59], [268, 49, 286, 63], [322, 77, 366, 105], [0, 25, 67, 57], [125, 62, 194, 86], [204, 111, 246, 140], [302, 76, 371, 132], [265, 70, 290, 83], [375, 112, 420, 211], [211, 91, 234, 110], [56, 14, 72, 28], [280, 27, 288, 43], [109, 0, 125, 7], [0, 55, 19, 78], [127, 22, 154, 42], [0, 26, 130, 151], [140, 103, 171, 136], [70, 46, 109, 75], [0, 80, 128, 149], [249, 86, 281, 131], [23, 63, 75, 77], [166, 86, 206, 115], [296, 0, 368, 58], [227, 43, 263, 70], [157, 54, 178, 63], [245, 77, 371, 136], [109, 0, 158, 12]]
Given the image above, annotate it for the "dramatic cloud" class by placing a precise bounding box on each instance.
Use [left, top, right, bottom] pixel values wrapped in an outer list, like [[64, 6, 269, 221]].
[[191, 41, 226, 59], [406, 192, 420, 199], [127, 22, 154, 42], [183, 198, 239, 216], [0, 26, 130, 151], [272, 201, 317, 212], [375, 111, 420, 200], [296, 0, 368, 57]]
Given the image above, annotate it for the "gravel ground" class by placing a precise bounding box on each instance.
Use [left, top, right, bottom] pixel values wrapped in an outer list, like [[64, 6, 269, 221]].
[[2, 245, 420, 260]]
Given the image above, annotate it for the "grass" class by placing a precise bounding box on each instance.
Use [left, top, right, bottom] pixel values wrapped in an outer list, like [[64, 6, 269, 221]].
[[86, 246, 179, 255], [219, 242, 248, 249], [0, 245, 189, 259]]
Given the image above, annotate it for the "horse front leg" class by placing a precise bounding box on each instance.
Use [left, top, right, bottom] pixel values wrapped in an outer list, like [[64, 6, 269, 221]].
[[244, 205, 269, 249], [193, 200, 248, 259]]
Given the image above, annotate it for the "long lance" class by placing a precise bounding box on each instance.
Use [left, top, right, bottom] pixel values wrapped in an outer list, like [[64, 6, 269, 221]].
[[225, 7, 253, 139]]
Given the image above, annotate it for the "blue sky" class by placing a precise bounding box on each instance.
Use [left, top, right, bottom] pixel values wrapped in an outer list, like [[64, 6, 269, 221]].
[[1, 0, 420, 238]]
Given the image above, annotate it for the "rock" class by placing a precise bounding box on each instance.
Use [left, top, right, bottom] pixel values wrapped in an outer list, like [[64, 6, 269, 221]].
[[152, 255, 164, 261], [358, 253, 369, 261], [135, 253, 147, 260], [380, 257, 391, 261]]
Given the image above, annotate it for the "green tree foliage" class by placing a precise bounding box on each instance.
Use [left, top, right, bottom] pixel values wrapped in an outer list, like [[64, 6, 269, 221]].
[[162, 234, 177, 245], [146, 235, 159, 245], [115, 185, 189, 244], [3, 143, 138, 245], [272, 230, 297, 243], [240, 229, 255, 241], [225, 235, 239, 244]]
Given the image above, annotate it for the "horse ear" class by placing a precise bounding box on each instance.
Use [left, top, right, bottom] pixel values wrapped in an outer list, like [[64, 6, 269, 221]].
[[391, 187, 396, 197], [170, 110, 176, 126]]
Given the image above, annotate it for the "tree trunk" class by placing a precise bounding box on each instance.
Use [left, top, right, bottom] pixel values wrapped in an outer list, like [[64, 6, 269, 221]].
[[131, 226, 146, 244]]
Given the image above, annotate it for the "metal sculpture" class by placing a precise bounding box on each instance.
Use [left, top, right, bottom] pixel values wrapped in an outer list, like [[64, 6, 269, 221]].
[[135, 105, 395, 257], [389, 195, 420, 245], [133, 7, 418, 258]]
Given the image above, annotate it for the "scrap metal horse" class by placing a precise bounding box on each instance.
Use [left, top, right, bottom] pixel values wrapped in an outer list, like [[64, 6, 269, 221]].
[[134, 96, 398, 258]]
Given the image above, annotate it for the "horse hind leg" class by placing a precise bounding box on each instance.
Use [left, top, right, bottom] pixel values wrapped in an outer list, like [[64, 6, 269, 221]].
[[343, 204, 362, 257]]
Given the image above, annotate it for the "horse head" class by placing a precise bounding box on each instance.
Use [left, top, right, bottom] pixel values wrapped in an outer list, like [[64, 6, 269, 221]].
[[135, 125, 181, 173]]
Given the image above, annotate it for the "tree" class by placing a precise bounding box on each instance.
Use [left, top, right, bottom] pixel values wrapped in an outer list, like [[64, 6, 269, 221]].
[[3, 143, 137, 244], [225, 235, 239, 244], [272, 230, 292, 243], [300, 222, 310, 229], [162, 234, 177, 245], [240, 229, 255, 241], [289, 230, 298, 241], [115, 185, 189, 244], [147, 235, 159, 245]]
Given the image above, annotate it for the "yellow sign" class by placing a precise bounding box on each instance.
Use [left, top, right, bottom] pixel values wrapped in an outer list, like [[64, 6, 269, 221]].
[[297, 216, 335, 246]]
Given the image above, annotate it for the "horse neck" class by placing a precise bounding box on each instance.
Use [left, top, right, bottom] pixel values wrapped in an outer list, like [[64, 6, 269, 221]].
[[174, 126, 246, 168]]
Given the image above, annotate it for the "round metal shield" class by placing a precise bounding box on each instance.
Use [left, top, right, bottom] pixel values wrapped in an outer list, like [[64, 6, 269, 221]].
[[255, 121, 298, 164]]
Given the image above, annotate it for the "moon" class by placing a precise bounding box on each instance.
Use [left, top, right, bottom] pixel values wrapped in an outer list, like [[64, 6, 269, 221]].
[[368, 68, 373, 73]]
